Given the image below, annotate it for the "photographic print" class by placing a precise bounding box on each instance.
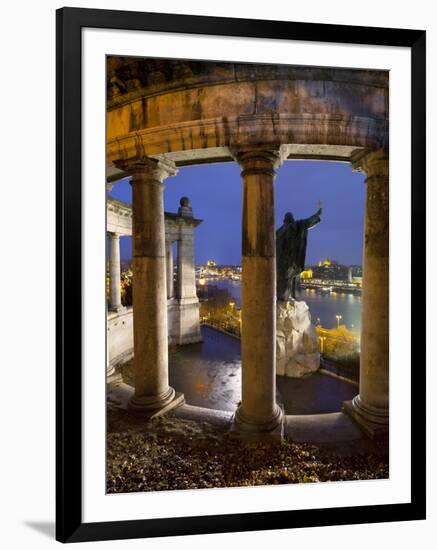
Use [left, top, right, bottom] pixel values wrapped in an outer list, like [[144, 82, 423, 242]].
[[56, 8, 425, 542], [105, 56, 389, 494]]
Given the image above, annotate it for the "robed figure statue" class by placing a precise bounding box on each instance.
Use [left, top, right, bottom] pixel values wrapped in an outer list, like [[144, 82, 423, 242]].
[[276, 206, 322, 301]]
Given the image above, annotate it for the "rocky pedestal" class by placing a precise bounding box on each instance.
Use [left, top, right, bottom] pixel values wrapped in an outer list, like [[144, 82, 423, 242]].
[[276, 300, 320, 378]]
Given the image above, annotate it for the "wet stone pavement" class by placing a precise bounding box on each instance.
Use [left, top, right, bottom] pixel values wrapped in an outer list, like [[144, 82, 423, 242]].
[[169, 326, 356, 415]]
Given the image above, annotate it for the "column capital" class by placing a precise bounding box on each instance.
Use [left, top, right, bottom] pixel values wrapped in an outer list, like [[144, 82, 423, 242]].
[[108, 231, 121, 239], [351, 148, 388, 180], [115, 155, 178, 184], [231, 146, 288, 177]]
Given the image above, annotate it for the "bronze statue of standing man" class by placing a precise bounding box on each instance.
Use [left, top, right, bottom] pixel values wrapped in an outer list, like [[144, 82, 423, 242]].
[[276, 204, 322, 301]]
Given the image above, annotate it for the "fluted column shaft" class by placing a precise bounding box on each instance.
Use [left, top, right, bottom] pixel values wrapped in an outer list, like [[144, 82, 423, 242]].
[[234, 150, 283, 433], [347, 149, 389, 431], [108, 232, 122, 311], [122, 157, 178, 412]]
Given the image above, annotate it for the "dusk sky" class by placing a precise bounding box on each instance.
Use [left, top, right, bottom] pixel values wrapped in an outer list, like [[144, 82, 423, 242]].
[[110, 160, 366, 266]]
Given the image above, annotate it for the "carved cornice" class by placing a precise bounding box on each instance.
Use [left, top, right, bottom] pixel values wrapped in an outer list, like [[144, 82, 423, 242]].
[[107, 58, 389, 108], [107, 197, 132, 218]]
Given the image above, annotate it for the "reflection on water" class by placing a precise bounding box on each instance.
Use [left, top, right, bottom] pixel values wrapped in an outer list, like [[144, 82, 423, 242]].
[[276, 373, 357, 415], [298, 288, 362, 332], [202, 279, 361, 332], [169, 327, 241, 412], [169, 326, 356, 414]]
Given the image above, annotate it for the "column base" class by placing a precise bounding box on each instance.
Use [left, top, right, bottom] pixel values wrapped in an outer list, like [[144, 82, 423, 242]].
[[231, 404, 284, 441], [109, 305, 126, 314], [128, 387, 185, 418], [343, 396, 388, 439], [168, 298, 202, 345], [106, 366, 122, 386]]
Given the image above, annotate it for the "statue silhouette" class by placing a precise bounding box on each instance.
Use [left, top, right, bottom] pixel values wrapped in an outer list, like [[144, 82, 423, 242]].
[[276, 207, 322, 301]]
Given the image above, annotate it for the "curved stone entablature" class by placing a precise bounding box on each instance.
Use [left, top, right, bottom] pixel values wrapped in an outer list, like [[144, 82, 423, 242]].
[[107, 58, 388, 165]]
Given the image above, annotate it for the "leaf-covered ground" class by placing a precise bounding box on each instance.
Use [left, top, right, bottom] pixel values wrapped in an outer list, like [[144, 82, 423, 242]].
[[107, 410, 388, 493]]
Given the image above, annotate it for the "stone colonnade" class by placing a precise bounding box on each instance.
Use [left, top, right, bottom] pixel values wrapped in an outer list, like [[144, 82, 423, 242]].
[[112, 149, 389, 438], [115, 148, 286, 426], [106, 195, 202, 348]]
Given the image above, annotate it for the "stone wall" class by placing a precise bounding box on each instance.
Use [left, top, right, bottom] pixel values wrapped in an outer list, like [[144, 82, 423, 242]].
[[108, 300, 201, 370], [108, 307, 134, 368]]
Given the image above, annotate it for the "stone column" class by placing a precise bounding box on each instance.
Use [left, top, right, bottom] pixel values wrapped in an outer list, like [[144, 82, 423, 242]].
[[233, 149, 284, 435], [120, 157, 183, 414], [165, 241, 174, 299], [177, 234, 197, 301], [106, 322, 115, 378], [344, 149, 389, 436], [175, 224, 202, 344], [108, 232, 123, 312]]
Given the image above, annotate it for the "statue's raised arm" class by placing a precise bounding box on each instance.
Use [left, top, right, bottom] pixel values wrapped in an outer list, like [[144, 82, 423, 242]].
[[304, 207, 322, 229]]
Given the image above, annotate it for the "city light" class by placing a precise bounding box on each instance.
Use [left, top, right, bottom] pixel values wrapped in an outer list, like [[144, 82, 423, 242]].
[[196, 260, 359, 354]]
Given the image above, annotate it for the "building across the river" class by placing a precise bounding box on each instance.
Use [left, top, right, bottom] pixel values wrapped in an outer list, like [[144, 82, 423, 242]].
[[306, 258, 362, 281], [300, 259, 362, 294]]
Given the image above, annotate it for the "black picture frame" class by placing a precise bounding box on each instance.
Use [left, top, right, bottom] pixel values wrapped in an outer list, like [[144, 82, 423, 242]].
[[56, 7, 426, 543]]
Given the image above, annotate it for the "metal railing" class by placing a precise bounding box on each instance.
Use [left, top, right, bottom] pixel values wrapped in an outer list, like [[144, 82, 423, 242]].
[[320, 356, 359, 384], [200, 318, 241, 339]]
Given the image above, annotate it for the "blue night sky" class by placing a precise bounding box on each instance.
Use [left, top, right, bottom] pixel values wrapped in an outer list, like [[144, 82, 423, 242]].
[[109, 160, 366, 266]]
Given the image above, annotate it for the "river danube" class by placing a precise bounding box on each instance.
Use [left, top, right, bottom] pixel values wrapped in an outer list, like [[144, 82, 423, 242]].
[[203, 279, 362, 332]]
